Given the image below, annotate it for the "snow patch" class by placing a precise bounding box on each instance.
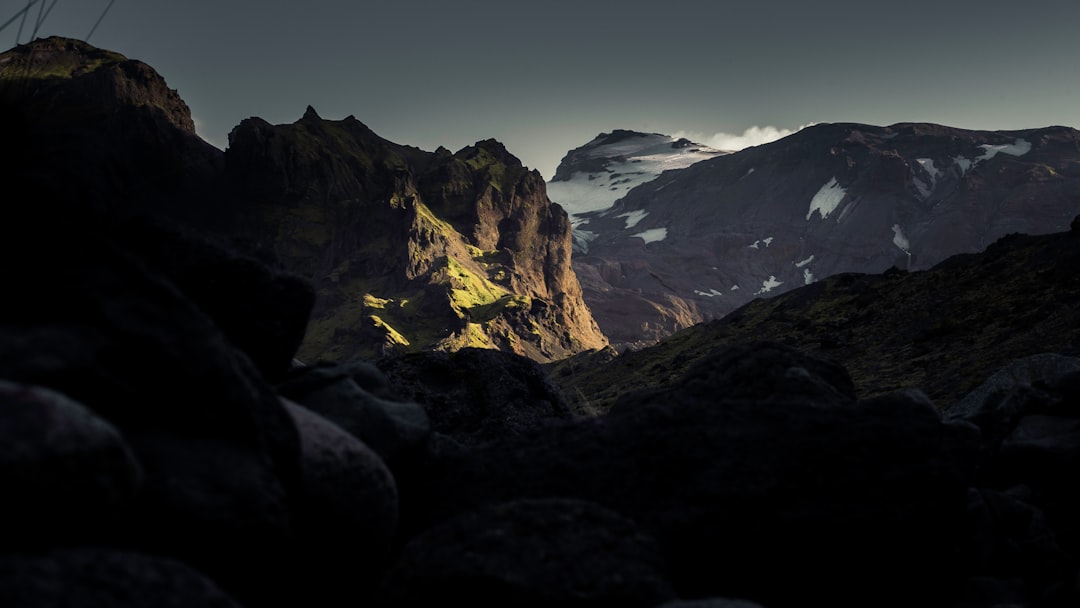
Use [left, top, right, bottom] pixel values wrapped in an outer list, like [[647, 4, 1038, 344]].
[[953, 156, 973, 175], [573, 229, 599, 254], [795, 255, 815, 268], [547, 133, 725, 219], [913, 177, 932, 200], [694, 288, 725, 297], [976, 138, 1032, 162], [743, 167, 756, 178], [730, 285, 739, 291], [763, 236, 774, 247], [617, 210, 648, 229], [754, 276, 783, 295], [749, 240, 760, 250], [891, 224, 910, 251], [916, 158, 941, 180], [803, 268, 814, 285], [632, 228, 667, 243], [806, 177, 846, 221]]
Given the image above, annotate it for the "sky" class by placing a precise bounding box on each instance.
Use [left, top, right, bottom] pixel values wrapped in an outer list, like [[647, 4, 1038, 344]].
[[4, 0, 1079, 180]]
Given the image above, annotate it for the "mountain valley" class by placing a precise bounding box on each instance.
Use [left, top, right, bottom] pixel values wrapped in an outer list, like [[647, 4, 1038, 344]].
[[4, 35, 1080, 608]]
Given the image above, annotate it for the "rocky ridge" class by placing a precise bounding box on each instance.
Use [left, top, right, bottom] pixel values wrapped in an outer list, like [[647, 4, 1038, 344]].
[[553, 221, 1080, 415], [225, 108, 607, 362]]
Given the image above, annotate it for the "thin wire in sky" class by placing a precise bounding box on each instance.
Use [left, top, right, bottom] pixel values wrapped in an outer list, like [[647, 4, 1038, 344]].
[[14, 1, 33, 43], [1, 0, 60, 44], [30, 0, 60, 40], [86, 0, 116, 42]]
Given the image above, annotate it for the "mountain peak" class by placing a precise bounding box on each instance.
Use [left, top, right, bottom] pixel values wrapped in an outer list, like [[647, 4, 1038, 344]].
[[302, 105, 321, 120], [456, 138, 523, 168], [1, 35, 128, 80], [591, 129, 657, 147]]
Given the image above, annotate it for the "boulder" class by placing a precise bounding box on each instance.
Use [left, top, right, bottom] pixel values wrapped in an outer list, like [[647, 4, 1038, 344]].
[[0, 549, 241, 608], [281, 398, 399, 603], [0, 231, 302, 606], [114, 220, 315, 383], [381, 498, 674, 608], [278, 360, 429, 468], [0, 381, 142, 548], [946, 353, 1080, 444], [377, 347, 574, 448]]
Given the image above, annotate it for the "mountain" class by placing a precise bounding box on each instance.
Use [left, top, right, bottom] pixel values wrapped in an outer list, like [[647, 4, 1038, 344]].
[[558, 122, 1080, 349], [0, 36, 224, 223], [1, 37, 607, 364], [551, 220, 1080, 414], [546, 130, 726, 252], [225, 109, 607, 362], [7, 37, 1080, 608]]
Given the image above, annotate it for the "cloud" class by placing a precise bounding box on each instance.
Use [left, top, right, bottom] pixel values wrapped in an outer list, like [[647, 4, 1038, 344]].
[[672, 123, 815, 152]]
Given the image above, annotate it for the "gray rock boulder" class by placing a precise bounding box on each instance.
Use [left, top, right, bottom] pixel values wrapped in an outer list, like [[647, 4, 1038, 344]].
[[377, 347, 574, 448], [283, 398, 398, 568], [382, 498, 674, 608], [0, 549, 241, 608], [278, 360, 429, 468], [0, 381, 142, 548]]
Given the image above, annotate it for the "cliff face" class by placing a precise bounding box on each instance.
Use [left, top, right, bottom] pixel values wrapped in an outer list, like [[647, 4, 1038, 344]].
[[225, 109, 607, 363]]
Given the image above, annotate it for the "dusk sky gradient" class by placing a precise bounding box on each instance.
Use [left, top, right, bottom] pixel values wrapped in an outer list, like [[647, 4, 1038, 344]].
[[6, 0, 1079, 179]]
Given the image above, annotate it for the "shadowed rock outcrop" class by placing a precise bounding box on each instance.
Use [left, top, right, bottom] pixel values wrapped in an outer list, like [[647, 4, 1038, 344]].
[[407, 343, 981, 607], [376, 347, 574, 448], [0, 549, 243, 608], [382, 498, 675, 608]]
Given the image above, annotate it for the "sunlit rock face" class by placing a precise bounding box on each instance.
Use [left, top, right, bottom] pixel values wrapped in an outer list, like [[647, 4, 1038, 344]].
[[226, 110, 608, 363], [553, 123, 1080, 350]]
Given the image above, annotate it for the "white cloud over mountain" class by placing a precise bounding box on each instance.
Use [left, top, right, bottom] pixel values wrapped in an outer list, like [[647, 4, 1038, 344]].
[[673, 123, 815, 152]]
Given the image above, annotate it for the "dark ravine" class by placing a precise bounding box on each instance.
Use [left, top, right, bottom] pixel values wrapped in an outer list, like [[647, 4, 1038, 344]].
[[3, 36, 1080, 608], [561, 122, 1080, 349]]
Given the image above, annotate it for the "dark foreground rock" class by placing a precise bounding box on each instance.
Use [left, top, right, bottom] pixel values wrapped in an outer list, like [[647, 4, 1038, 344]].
[[0, 381, 142, 549], [0, 549, 242, 608], [382, 498, 675, 607], [7, 252, 1080, 608], [405, 342, 982, 607], [377, 347, 575, 448]]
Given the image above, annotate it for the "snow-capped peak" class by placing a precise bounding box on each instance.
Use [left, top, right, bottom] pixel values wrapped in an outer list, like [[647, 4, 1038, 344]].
[[547, 131, 726, 220]]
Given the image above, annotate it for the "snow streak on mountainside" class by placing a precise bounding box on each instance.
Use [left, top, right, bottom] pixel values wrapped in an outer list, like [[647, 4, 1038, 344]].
[[546, 130, 726, 252]]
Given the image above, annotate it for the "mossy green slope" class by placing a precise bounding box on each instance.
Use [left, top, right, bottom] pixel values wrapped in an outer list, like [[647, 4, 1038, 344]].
[[551, 226, 1080, 414], [226, 110, 608, 363]]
